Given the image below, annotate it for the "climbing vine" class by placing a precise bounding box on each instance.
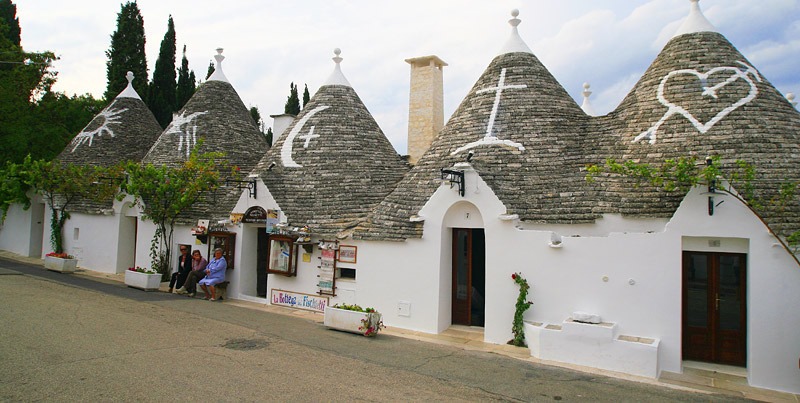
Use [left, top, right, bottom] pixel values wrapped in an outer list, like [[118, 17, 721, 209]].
[[509, 272, 532, 347]]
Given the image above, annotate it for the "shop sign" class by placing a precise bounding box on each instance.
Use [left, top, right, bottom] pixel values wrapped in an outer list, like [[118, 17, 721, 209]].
[[242, 206, 267, 224], [270, 289, 329, 313]]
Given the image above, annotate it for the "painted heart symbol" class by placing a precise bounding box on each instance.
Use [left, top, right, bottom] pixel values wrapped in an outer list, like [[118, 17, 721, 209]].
[[634, 61, 761, 144]]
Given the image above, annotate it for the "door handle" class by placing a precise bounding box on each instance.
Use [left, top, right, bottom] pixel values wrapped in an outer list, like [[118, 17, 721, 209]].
[[715, 293, 720, 310]]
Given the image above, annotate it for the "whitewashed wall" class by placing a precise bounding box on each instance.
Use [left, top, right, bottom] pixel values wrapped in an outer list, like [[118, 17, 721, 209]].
[[0, 195, 44, 258]]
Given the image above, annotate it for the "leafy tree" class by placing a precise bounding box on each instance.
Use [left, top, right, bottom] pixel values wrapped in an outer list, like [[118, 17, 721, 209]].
[[148, 15, 176, 128], [586, 156, 800, 266], [22, 156, 122, 254], [175, 45, 196, 110], [284, 82, 300, 115], [0, 0, 20, 47], [105, 1, 147, 101], [206, 60, 214, 80], [265, 127, 273, 147], [0, 160, 31, 221], [120, 144, 228, 278], [302, 84, 310, 108]]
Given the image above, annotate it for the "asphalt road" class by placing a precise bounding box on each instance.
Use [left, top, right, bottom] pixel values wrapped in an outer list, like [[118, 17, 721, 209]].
[[0, 258, 748, 402]]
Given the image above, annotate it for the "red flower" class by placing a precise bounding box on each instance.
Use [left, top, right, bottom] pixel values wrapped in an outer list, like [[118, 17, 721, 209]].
[[511, 273, 516, 280]]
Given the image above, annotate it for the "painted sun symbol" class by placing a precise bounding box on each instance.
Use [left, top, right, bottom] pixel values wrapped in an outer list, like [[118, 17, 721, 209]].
[[70, 104, 128, 152]]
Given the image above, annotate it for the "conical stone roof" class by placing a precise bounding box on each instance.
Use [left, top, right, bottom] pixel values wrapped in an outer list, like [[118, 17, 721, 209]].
[[57, 72, 162, 214], [58, 72, 161, 167], [357, 12, 592, 241], [143, 50, 269, 225], [251, 50, 409, 237], [592, 29, 800, 238]]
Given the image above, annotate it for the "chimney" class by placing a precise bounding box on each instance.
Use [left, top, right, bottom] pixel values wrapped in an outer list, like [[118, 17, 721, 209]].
[[405, 55, 447, 164], [270, 113, 296, 146]]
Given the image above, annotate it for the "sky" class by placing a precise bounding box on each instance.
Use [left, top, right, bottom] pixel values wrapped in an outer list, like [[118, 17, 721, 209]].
[[15, 0, 800, 155]]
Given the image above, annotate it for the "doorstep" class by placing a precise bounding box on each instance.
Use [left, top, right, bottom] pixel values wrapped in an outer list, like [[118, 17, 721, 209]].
[[660, 362, 799, 402]]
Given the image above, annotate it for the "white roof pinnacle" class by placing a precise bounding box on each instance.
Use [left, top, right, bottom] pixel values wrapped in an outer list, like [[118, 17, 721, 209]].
[[787, 93, 797, 108], [673, 0, 718, 38], [323, 48, 352, 87], [499, 9, 533, 55], [117, 71, 142, 100], [207, 48, 230, 83], [580, 82, 597, 116]]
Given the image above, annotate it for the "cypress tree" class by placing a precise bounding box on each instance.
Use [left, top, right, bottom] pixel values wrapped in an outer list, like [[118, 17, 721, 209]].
[[302, 84, 310, 108], [284, 82, 300, 115], [148, 15, 177, 127], [175, 44, 195, 110], [104, 1, 147, 101], [265, 127, 273, 147], [206, 60, 214, 80], [0, 0, 20, 47]]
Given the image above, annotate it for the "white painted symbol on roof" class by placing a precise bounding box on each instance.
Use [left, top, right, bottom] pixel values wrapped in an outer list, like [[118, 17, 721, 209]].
[[70, 103, 128, 152], [452, 68, 526, 155], [167, 110, 208, 158], [633, 61, 761, 145], [299, 126, 319, 148], [281, 105, 331, 168]]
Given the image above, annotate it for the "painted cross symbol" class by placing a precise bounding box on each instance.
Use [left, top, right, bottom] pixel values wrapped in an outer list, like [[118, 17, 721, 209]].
[[298, 126, 319, 148], [451, 68, 527, 155], [477, 68, 527, 138]]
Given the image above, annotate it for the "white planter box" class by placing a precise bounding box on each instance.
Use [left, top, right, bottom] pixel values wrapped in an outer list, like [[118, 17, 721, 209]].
[[324, 307, 383, 336], [44, 256, 77, 273], [125, 270, 162, 291]]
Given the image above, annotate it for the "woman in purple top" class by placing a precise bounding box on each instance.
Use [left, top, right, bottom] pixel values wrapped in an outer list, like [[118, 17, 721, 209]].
[[176, 250, 208, 296], [199, 248, 227, 301]]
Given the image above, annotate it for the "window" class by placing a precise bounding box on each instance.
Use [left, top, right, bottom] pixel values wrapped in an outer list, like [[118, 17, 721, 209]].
[[337, 267, 356, 280], [267, 234, 297, 276]]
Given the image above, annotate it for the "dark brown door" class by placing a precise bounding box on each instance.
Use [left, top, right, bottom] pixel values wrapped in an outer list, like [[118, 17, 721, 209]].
[[683, 251, 747, 366], [452, 229, 485, 327]]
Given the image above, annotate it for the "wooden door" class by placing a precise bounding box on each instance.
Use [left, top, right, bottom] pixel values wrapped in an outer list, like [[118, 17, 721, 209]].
[[682, 251, 747, 366], [452, 229, 485, 327], [256, 228, 268, 298]]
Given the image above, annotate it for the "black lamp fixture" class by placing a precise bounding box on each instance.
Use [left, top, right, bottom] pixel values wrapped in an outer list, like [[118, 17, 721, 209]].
[[440, 168, 465, 197], [701, 157, 725, 216]]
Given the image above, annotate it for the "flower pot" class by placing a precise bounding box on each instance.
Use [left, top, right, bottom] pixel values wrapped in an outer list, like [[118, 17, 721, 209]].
[[125, 270, 162, 291], [44, 256, 77, 273], [324, 307, 383, 336]]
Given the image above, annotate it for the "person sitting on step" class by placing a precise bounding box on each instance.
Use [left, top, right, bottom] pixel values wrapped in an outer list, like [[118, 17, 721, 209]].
[[175, 250, 207, 296], [168, 245, 192, 293], [198, 248, 227, 301]]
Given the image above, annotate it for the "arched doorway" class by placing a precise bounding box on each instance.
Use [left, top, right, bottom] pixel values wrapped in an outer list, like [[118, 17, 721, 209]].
[[443, 201, 485, 327]]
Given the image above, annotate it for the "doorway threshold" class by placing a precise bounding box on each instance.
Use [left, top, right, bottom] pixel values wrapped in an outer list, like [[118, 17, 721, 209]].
[[682, 360, 747, 377], [443, 325, 485, 343]]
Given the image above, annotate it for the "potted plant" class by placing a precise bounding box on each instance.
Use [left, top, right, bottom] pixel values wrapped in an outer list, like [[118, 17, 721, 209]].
[[44, 252, 77, 273], [324, 304, 385, 336], [124, 266, 162, 291]]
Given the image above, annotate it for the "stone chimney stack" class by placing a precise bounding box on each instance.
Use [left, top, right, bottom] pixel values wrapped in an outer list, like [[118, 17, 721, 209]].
[[405, 55, 447, 164], [270, 113, 296, 146]]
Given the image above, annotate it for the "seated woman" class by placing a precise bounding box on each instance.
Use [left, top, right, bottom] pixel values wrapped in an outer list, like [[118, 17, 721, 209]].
[[198, 248, 227, 301], [168, 245, 192, 293], [176, 250, 208, 296]]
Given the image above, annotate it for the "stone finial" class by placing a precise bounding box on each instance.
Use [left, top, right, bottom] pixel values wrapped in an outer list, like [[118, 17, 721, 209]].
[[499, 9, 533, 55], [117, 70, 142, 99], [581, 82, 597, 116], [207, 47, 230, 83], [323, 47, 352, 87], [673, 0, 718, 38], [788, 93, 797, 108]]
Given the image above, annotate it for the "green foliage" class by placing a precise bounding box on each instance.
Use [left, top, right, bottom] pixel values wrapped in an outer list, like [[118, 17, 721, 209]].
[[284, 82, 300, 115], [0, 0, 20, 47], [249, 105, 270, 146], [22, 156, 123, 253], [206, 60, 214, 80], [586, 156, 800, 265], [175, 45, 196, 110], [0, 159, 31, 221], [105, 1, 148, 101], [120, 144, 229, 278], [302, 84, 310, 108], [265, 127, 273, 147], [509, 272, 532, 347], [332, 304, 378, 313], [148, 15, 176, 128]]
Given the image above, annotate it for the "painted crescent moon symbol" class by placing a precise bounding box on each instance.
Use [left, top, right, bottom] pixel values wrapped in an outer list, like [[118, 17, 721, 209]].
[[281, 105, 331, 168]]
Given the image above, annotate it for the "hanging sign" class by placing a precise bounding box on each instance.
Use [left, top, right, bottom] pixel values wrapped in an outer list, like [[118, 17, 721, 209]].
[[270, 289, 329, 313], [242, 206, 268, 224], [266, 209, 280, 233], [318, 248, 336, 295]]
